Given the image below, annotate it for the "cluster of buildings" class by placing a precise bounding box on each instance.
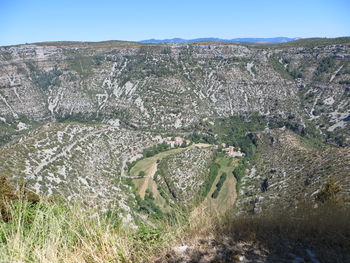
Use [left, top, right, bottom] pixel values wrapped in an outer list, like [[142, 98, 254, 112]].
[[152, 135, 244, 157], [221, 144, 245, 158], [153, 135, 191, 148]]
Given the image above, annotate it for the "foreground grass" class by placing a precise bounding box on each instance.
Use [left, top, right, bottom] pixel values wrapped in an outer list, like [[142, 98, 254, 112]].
[[0, 199, 182, 263], [1, 196, 349, 262]]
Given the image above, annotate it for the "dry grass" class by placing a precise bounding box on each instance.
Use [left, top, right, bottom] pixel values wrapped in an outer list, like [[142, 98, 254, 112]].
[[0, 199, 181, 263], [1, 200, 349, 263], [1, 175, 349, 262]]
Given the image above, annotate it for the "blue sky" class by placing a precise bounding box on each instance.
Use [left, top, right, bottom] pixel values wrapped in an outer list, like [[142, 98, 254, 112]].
[[0, 0, 349, 46]]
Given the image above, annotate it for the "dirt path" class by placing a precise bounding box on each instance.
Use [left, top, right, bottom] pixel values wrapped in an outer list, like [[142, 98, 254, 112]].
[[192, 143, 211, 148], [139, 162, 158, 199]]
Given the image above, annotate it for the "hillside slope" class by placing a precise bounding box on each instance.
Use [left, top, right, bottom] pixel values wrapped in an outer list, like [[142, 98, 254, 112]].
[[236, 128, 350, 214], [0, 39, 349, 141]]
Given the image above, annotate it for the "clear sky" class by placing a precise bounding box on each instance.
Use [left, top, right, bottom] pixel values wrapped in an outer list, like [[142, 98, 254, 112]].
[[1, 0, 349, 46]]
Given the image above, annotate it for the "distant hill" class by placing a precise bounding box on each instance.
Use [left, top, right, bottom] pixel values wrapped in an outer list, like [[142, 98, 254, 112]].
[[139, 37, 300, 44]]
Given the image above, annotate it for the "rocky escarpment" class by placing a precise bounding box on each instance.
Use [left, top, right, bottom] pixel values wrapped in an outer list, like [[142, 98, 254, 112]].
[[0, 39, 349, 143]]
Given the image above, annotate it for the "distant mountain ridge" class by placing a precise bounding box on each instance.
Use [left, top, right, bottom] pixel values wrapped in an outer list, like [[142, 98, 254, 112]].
[[139, 37, 300, 44]]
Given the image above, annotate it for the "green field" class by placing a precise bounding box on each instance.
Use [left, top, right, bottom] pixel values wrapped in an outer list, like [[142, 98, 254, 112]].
[[130, 147, 186, 178], [131, 144, 211, 205], [193, 155, 238, 216], [130, 145, 238, 215]]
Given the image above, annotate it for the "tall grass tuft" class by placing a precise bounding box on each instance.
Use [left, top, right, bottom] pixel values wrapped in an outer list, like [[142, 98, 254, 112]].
[[0, 199, 179, 263]]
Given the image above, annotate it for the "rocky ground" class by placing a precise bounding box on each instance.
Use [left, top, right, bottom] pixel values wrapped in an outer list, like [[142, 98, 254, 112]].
[[158, 236, 338, 263], [0, 122, 161, 219]]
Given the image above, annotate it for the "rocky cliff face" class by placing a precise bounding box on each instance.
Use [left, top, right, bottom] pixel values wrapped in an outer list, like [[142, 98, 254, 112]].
[[1, 40, 349, 140]]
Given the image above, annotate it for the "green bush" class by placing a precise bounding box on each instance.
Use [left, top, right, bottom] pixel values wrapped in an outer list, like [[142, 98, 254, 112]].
[[200, 163, 220, 199], [143, 142, 169, 158], [211, 173, 227, 199], [216, 173, 227, 189], [32, 67, 62, 90], [268, 56, 293, 80], [233, 160, 249, 191], [188, 132, 217, 144], [214, 114, 265, 155], [233, 165, 245, 182], [315, 57, 335, 77], [211, 189, 219, 199], [290, 68, 303, 79], [126, 160, 139, 172], [135, 191, 164, 220]]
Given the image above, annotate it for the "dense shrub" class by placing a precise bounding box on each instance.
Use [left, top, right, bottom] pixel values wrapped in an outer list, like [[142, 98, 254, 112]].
[[233, 160, 249, 191], [315, 57, 335, 77], [211, 173, 227, 199], [188, 132, 217, 144], [290, 68, 303, 79], [200, 163, 220, 199], [136, 190, 164, 220], [33, 67, 63, 90], [126, 160, 139, 172], [143, 142, 169, 158], [216, 173, 227, 189], [214, 114, 265, 155], [233, 164, 245, 182]]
